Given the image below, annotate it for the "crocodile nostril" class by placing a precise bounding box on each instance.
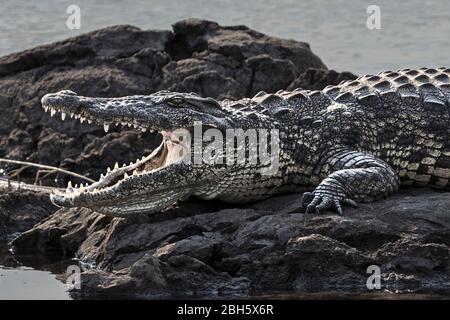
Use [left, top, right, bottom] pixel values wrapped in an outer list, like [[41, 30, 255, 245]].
[[41, 93, 53, 106], [59, 90, 77, 96]]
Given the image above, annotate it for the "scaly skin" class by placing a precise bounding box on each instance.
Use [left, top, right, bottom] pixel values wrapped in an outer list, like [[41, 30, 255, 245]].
[[41, 67, 450, 216]]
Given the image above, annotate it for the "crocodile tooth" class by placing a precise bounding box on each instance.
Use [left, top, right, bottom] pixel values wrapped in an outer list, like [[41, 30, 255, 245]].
[[74, 184, 78, 189], [122, 164, 126, 168], [107, 167, 111, 173], [133, 124, 138, 128], [50, 109, 56, 117], [124, 172, 129, 179], [61, 112, 66, 121], [80, 183, 85, 192], [67, 181, 72, 188], [80, 117, 85, 123], [70, 113, 74, 118], [100, 173, 104, 178], [88, 119, 92, 124], [114, 162, 119, 169], [75, 114, 80, 119], [44, 106, 49, 112], [141, 128, 147, 132], [133, 170, 138, 176], [128, 123, 132, 127], [104, 123, 110, 132]]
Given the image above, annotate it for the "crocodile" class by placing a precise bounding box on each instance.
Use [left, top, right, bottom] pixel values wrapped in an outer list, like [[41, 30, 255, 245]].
[[41, 67, 450, 216]]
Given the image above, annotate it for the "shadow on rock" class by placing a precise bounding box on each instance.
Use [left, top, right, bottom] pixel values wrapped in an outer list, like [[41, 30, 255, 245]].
[[10, 189, 450, 298]]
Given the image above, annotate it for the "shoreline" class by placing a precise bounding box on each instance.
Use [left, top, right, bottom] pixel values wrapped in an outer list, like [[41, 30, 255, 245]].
[[0, 19, 449, 299]]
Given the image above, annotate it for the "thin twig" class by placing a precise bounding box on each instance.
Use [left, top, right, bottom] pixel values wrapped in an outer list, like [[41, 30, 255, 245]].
[[0, 158, 95, 184], [0, 177, 63, 194], [34, 169, 54, 185], [9, 165, 30, 178]]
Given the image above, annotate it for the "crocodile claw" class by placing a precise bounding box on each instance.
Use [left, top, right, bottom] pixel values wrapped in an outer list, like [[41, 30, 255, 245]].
[[301, 192, 314, 208], [301, 191, 357, 215]]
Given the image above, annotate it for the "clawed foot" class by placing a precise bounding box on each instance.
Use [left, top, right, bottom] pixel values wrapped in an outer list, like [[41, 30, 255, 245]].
[[301, 191, 358, 216]]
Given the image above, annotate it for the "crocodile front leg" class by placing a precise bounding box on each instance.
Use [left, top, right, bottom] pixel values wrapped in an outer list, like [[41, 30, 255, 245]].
[[302, 149, 400, 215]]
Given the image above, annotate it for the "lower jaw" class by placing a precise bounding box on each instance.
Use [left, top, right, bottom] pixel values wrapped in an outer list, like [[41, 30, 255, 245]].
[[75, 188, 190, 216], [53, 132, 189, 200], [51, 162, 193, 217]]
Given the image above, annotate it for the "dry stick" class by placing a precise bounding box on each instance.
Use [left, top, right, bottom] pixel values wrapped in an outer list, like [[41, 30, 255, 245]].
[[34, 169, 54, 185], [0, 178, 62, 194], [8, 165, 30, 178], [0, 158, 95, 184]]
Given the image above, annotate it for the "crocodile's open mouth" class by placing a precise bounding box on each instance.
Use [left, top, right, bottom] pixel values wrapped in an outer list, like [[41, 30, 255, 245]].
[[41, 101, 190, 206]]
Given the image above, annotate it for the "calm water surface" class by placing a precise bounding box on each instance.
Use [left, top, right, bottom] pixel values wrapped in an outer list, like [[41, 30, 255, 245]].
[[1, 0, 450, 74], [0, 243, 72, 300], [1, 243, 448, 300], [1, 0, 450, 299]]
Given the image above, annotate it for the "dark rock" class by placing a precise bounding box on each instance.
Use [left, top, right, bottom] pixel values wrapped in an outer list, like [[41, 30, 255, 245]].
[[287, 68, 358, 91], [285, 234, 371, 291], [0, 18, 343, 240], [4, 19, 444, 299], [0, 18, 336, 185], [246, 54, 298, 96], [28, 129, 81, 167], [163, 18, 327, 98], [0, 191, 54, 241], [11, 188, 450, 297]]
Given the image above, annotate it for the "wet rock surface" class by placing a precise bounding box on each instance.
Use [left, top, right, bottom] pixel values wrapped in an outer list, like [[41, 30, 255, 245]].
[[10, 189, 450, 297], [0, 18, 341, 180], [2, 19, 448, 298], [0, 191, 54, 241]]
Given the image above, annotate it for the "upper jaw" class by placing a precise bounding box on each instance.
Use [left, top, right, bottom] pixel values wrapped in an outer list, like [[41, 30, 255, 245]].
[[42, 90, 196, 213], [41, 90, 233, 133], [42, 89, 231, 214], [41, 91, 159, 133], [51, 132, 191, 212]]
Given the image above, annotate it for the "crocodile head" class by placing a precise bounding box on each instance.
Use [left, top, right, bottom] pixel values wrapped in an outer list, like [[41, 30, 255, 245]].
[[41, 90, 237, 216]]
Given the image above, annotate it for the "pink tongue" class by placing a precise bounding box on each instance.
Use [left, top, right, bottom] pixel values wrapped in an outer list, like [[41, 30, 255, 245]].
[[162, 130, 189, 144], [164, 140, 186, 166]]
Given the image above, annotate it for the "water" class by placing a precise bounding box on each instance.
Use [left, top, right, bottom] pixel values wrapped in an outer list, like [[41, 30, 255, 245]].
[[0, 243, 72, 300], [1, 243, 448, 299], [1, 0, 450, 75], [0, 267, 70, 299], [1, 0, 450, 299]]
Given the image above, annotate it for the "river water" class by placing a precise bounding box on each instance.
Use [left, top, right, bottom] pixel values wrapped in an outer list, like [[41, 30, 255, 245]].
[[0, 243, 72, 299], [2, 242, 449, 299], [1, 0, 450, 299], [1, 0, 450, 75]]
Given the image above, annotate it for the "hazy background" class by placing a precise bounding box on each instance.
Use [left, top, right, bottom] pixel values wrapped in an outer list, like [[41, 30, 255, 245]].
[[0, 0, 449, 75]]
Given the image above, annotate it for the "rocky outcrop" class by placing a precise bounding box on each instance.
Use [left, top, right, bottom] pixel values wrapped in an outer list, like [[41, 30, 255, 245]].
[[11, 189, 450, 297], [0, 18, 354, 185], [7, 18, 446, 299], [0, 191, 54, 241], [0, 18, 355, 237]]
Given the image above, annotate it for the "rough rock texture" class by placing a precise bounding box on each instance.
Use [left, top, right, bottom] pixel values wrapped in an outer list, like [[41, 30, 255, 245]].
[[11, 189, 450, 297], [6, 18, 445, 298], [287, 68, 359, 91], [0, 18, 356, 242], [0, 18, 353, 186], [0, 191, 54, 241], [0, 18, 354, 235]]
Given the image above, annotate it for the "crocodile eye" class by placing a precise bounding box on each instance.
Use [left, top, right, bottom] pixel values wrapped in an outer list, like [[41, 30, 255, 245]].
[[167, 97, 184, 107]]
